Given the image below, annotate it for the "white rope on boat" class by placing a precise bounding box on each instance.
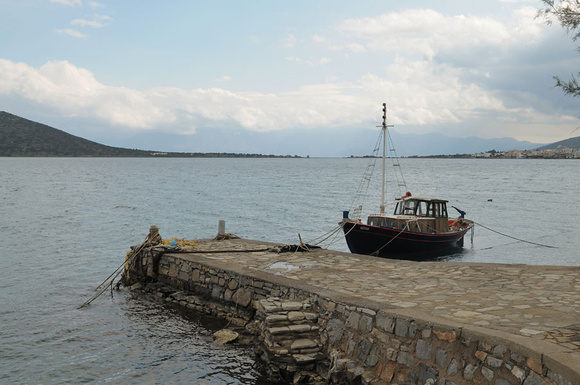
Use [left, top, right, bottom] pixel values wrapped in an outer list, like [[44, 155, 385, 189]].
[[372, 222, 409, 255]]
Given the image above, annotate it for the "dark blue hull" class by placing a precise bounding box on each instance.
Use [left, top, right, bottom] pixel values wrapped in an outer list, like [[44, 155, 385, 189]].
[[342, 221, 472, 258]]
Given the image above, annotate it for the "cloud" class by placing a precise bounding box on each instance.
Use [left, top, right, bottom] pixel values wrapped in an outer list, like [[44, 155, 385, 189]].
[[335, 8, 544, 59], [0, 58, 514, 135], [0, 59, 168, 129], [0, 4, 576, 143], [312, 34, 327, 44], [71, 15, 112, 28], [286, 56, 332, 67], [50, 0, 82, 6], [55, 28, 87, 38], [282, 34, 297, 48]]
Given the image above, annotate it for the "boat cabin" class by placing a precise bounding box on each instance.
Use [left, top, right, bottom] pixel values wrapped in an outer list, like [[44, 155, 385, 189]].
[[367, 197, 451, 234]]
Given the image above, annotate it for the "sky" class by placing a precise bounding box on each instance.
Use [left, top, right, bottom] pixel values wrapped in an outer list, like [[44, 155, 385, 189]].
[[1, 0, 579, 155]]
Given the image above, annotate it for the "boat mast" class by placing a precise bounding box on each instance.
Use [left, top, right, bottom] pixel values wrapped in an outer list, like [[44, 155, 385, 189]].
[[380, 103, 387, 214]]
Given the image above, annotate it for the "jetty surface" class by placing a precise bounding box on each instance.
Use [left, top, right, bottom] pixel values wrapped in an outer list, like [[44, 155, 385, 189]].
[[127, 236, 580, 384]]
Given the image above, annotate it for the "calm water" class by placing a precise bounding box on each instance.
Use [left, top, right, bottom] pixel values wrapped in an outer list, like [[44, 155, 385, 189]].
[[1, 157, 578, 384]]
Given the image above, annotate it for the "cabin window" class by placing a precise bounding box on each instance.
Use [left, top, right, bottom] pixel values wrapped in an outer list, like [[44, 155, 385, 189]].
[[405, 200, 416, 214], [425, 202, 448, 218], [416, 201, 427, 217], [394, 202, 402, 215], [368, 218, 379, 226], [395, 200, 416, 215], [426, 203, 434, 217], [426, 202, 440, 217]]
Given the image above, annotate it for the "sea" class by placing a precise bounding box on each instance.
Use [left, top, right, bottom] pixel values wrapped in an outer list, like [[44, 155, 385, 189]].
[[1, 157, 578, 384]]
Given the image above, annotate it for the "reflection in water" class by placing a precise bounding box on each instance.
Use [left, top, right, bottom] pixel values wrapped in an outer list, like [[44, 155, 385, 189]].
[[115, 291, 271, 384]]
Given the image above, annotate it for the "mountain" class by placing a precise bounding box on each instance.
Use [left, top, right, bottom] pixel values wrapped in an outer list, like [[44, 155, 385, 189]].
[[0, 112, 291, 158], [0, 111, 154, 157], [112, 127, 545, 157], [536, 136, 580, 151], [386, 132, 543, 157], [0, 111, 562, 157]]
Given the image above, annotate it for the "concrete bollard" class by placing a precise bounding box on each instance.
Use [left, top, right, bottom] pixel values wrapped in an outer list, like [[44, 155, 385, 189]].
[[218, 220, 226, 235]]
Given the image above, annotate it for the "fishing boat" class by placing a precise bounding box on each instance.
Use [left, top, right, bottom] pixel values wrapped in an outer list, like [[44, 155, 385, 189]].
[[341, 103, 474, 258]]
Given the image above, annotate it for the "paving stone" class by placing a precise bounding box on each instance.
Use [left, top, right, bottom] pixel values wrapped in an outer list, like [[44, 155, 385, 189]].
[[287, 311, 305, 321], [418, 362, 439, 384], [365, 345, 381, 367], [487, 355, 503, 368], [395, 319, 409, 337], [481, 366, 494, 381], [141, 238, 580, 384], [416, 339, 433, 360], [281, 301, 303, 311], [464, 363, 477, 380], [435, 348, 447, 369], [359, 315, 373, 334], [356, 338, 372, 362], [523, 371, 549, 385], [512, 365, 526, 382], [346, 311, 361, 329], [290, 338, 318, 350], [326, 319, 345, 343]]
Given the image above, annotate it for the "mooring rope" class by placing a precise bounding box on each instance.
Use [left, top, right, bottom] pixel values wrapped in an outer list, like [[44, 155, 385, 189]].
[[169, 248, 271, 254], [78, 235, 150, 309], [77, 261, 127, 309], [319, 222, 359, 249], [308, 224, 344, 247], [94, 259, 130, 292], [323, 226, 348, 248], [373, 222, 408, 255], [474, 221, 556, 249]]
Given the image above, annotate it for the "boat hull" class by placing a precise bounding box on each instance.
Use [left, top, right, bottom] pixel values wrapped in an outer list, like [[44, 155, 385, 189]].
[[342, 220, 473, 258]]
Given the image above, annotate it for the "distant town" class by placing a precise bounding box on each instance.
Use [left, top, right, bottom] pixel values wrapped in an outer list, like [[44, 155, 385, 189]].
[[409, 147, 580, 159], [481, 148, 580, 159]]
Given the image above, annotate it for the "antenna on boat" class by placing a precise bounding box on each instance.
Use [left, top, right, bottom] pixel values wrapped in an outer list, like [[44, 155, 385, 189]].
[[380, 103, 387, 214], [379, 103, 394, 214]]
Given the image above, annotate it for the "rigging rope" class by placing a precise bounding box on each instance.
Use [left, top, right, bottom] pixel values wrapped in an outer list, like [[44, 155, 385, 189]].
[[385, 127, 407, 198], [474, 221, 556, 249], [349, 131, 383, 219]]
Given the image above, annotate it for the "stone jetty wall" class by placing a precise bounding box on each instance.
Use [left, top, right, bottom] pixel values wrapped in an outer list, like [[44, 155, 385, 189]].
[[125, 245, 574, 385]]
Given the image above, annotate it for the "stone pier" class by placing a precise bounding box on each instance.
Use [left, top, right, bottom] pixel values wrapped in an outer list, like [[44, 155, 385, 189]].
[[124, 236, 580, 385]]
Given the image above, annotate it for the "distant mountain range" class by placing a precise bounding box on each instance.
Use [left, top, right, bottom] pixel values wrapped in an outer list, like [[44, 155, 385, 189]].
[[1, 111, 578, 157], [0, 112, 291, 157], [0, 111, 153, 157], [536, 136, 580, 151], [108, 126, 550, 158]]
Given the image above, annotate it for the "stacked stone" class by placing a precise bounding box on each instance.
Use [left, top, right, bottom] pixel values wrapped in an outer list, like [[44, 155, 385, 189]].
[[318, 302, 574, 385], [125, 243, 577, 385], [255, 298, 324, 383]]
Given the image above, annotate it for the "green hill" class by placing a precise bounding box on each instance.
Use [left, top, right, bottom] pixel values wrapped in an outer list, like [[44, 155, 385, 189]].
[[0, 111, 155, 157], [0, 112, 297, 158], [536, 136, 580, 151]]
